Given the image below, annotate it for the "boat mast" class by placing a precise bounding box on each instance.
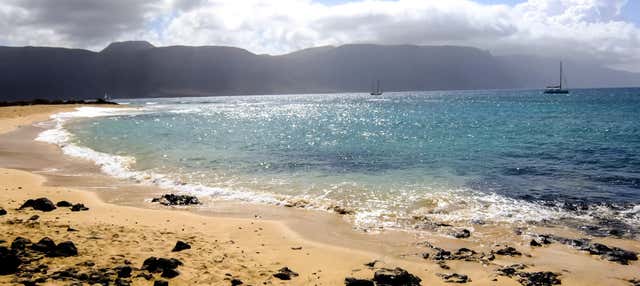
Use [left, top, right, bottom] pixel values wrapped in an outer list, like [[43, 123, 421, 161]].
[[559, 61, 563, 90], [376, 80, 380, 93]]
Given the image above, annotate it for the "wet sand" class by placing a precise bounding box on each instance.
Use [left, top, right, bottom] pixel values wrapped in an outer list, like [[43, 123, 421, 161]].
[[0, 105, 639, 285]]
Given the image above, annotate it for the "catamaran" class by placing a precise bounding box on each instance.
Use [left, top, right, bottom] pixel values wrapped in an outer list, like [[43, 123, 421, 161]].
[[370, 80, 383, 95], [544, 62, 569, 94]]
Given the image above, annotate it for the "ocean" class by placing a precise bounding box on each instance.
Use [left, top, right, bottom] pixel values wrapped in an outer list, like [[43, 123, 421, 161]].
[[37, 88, 640, 236]]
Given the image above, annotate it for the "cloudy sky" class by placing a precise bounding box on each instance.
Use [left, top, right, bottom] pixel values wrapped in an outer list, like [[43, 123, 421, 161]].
[[1, 0, 639, 71]]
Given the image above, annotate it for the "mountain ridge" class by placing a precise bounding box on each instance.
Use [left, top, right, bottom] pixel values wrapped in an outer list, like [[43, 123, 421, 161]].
[[0, 41, 638, 100]]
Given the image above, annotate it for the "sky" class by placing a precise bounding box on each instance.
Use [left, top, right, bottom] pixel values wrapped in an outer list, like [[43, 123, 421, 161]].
[[0, 0, 639, 72]]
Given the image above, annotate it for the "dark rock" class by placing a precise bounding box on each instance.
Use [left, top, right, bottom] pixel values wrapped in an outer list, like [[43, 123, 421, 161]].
[[19, 198, 56, 212], [284, 199, 309, 208], [152, 194, 200, 206], [273, 267, 299, 280], [154, 280, 169, 286], [437, 261, 450, 270], [438, 273, 470, 283], [30, 237, 56, 254], [115, 277, 132, 286], [600, 247, 638, 265], [70, 204, 89, 212], [142, 257, 182, 273], [495, 246, 521, 256], [0, 207, 6, 215], [530, 239, 542, 247], [28, 215, 39, 221], [517, 271, 561, 286], [546, 235, 638, 265], [11, 237, 31, 251], [67, 226, 78, 232], [0, 246, 21, 275], [86, 270, 111, 284], [345, 277, 374, 286], [373, 267, 422, 286], [172, 241, 191, 252], [329, 205, 355, 215], [230, 278, 243, 286], [55, 201, 72, 207], [49, 241, 78, 257], [433, 248, 452, 260], [452, 229, 471, 239], [77, 260, 95, 267], [628, 279, 640, 286], [496, 264, 527, 277], [161, 268, 180, 279], [454, 248, 476, 260], [135, 272, 153, 280], [364, 260, 378, 268], [116, 266, 132, 278]]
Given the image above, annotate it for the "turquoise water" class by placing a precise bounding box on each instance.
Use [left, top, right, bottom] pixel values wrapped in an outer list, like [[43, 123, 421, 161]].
[[63, 88, 640, 234]]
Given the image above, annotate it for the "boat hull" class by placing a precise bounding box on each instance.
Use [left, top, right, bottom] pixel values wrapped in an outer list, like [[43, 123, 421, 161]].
[[543, 89, 569, 94]]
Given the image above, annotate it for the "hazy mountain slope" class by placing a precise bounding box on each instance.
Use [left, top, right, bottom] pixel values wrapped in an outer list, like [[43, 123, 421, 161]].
[[0, 41, 638, 101]]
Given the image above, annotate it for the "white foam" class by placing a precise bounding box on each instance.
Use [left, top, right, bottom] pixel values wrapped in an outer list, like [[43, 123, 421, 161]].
[[35, 106, 289, 206]]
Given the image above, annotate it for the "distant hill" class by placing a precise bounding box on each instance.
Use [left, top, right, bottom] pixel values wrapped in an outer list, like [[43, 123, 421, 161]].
[[1, 41, 639, 100]]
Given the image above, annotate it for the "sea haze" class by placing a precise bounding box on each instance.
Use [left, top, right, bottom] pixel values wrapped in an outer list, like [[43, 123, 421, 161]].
[[39, 88, 640, 235]]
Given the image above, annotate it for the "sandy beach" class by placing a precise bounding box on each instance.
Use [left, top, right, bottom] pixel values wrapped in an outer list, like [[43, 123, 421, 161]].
[[1, 105, 639, 286]]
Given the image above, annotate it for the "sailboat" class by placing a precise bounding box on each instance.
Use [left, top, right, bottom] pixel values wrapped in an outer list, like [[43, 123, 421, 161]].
[[544, 62, 569, 94], [370, 80, 383, 95]]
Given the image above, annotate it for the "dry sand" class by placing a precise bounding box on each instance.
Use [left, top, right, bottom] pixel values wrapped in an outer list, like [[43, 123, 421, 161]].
[[0, 105, 639, 285]]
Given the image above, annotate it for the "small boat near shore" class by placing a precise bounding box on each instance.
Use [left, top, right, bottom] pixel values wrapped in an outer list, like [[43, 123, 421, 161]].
[[544, 62, 569, 94]]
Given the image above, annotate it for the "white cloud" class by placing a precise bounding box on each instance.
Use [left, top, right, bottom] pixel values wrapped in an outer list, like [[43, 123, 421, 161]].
[[0, 0, 638, 71]]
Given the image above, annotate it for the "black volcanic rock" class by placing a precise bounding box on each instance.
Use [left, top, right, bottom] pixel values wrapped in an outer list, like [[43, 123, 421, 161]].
[[55, 201, 72, 207], [142, 257, 183, 273], [11, 237, 31, 251], [50, 241, 78, 257], [438, 273, 470, 283], [30, 237, 56, 253], [0, 207, 6, 215], [153, 280, 169, 286], [495, 246, 522, 256], [452, 229, 471, 239], [152, 194, 200, 206], [0, 246, 21, 275], [172, 241, 191, 252], [345, 277, 374, 286], [71, 203, 89, 211], [373, 267, 421, 286], [273, 267, 298, 280], [19, 198, 56, 212]]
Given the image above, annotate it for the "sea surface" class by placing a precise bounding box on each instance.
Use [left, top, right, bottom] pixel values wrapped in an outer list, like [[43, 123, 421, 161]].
[[37, 88, 640, 236]]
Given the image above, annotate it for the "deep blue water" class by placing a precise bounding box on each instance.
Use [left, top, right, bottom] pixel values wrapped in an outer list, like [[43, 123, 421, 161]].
[[63, 88, 640, 231]]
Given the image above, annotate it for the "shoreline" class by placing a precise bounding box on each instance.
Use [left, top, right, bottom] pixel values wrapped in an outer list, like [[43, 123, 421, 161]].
[[1, 105, 639, 285]]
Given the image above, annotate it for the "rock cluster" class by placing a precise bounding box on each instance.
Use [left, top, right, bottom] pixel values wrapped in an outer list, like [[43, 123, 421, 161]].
[[151, 194, 200, 206], [19, 198, 56, 212], [273, 267, 298, 280], [345, 267, 422, 286], [497, 264, 561, 286], [540, 234, 638, 265], [141, 257, 183, 279], [438, 273, 470, 283]]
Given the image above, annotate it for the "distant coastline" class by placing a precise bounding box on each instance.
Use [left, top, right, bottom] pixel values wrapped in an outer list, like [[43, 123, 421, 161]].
[[2, 41, 640, 101], [0, 98, 118, 107]]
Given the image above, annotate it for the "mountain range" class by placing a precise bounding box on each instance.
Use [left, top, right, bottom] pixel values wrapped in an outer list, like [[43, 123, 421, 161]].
[[1, 41, 639, 100]]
